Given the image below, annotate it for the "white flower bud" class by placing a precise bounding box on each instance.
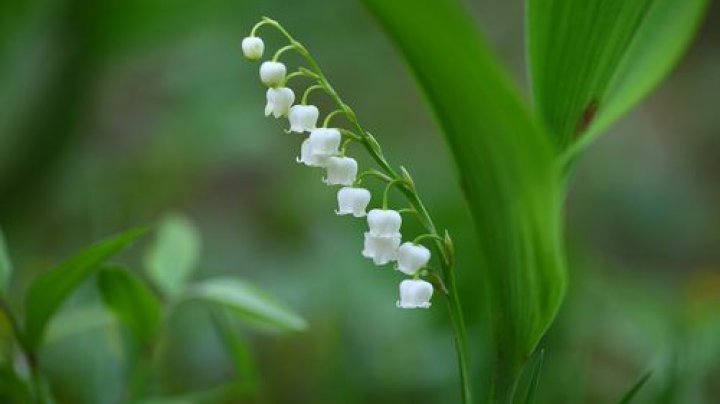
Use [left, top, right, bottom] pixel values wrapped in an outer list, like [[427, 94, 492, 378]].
[[324, 157, 357, 186], [397, 279, 433, 309], [367, 209, 402, 237], [259, 61, 287, 87], [396, 242, 431, 275], [265, 87, 295, 118], [336, 187, 371, 217], [362, 232, 401, 265], [297, 128, 341, 167], [288, 105, 319, 133], [241, 36, 264, 60]]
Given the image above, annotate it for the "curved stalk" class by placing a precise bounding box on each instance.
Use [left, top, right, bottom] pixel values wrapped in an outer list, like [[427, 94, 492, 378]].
[[252, 17, 473, 403]]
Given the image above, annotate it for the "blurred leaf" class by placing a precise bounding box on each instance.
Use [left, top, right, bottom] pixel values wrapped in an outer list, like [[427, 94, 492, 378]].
[[144, 213, 201, 297], [186, 278, 308, 333], [23, 227, 147, 352], [619, 371, 652, 404], [527, 0, 709, 153], [209, 309, 257, 390], [0, 229, 11, 296], [136, 382, 248, 404], [44, 305, 115, 345], [97, 265, 162, 346], [362, 0, 566, 398]]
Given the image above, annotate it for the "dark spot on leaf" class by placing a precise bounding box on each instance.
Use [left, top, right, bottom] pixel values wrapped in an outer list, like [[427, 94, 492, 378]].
[[575, 100, 599, 137]]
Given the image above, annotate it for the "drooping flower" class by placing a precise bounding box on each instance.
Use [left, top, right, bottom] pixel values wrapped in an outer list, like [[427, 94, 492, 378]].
[[396, 242, 431, 275], [362, 232, 401, 265], [397, 279, 433, 309], [265, 87, 295, 118], [288, 105, 319, 133], [241, 36, 264, 60], [336, 187, 371, 217], [367, 209, 402, 237], [324, 157, 357, 186], [259, 61, 287, 87], [297, 128, 341, 167]]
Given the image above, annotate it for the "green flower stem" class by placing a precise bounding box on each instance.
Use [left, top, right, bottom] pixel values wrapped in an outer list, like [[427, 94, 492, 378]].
[[254, 17, 472, 403]]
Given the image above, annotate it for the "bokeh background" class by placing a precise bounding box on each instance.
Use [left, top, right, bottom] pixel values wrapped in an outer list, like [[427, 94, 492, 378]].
[[1, 0, 719, 403]]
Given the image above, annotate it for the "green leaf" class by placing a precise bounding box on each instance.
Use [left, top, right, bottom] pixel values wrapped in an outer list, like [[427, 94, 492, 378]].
[[97, 265, 162, 346], [185, 278, 308, 333], [0, 229, 12, 296], [144, 213, 201, 297], [619, 371, 652, 404], [527, 0, 709, 153], [361, 0, 566, 398], [22, 227, 147, 352], [523, 349, 545, 404], [209, 309, 257, 389]]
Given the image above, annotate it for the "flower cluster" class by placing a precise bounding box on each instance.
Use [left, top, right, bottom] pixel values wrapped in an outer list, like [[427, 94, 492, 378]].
[[241, 27, 440, 309]]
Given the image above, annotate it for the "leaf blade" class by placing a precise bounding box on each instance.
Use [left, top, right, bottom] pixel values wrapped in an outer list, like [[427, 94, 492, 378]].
[[0, 229, 11, 297], [144, 213, 201, 297], [22, 227, 147, 352], [362, 0, 566, 395], [97, 265, 162, 346], [186, 277, 307, 333], [528, 0, 709, 152]]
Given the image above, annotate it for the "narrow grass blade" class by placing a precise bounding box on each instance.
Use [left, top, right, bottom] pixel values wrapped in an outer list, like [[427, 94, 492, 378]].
[[0, 229, 12, 297], [619, 371, 652, 404]]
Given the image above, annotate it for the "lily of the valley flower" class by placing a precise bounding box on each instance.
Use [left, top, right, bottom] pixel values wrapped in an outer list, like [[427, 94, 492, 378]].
[[396, 242, 431, 275], [362, 232, 401, 265], [367, 209, 402, 237], [397, 279, 433, 309], [362, 209, 402, 265], [288, 105, 319, 133], [297, 128, 341, 167], [336, 187, 371, 217], [260, 61, 287, 87], [324, 157, 357, 186], [265, 87, 295, 118], [241, 36, 264, 60]]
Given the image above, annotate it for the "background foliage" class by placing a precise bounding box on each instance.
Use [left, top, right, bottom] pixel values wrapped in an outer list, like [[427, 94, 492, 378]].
[[1, 0, 719, 402]]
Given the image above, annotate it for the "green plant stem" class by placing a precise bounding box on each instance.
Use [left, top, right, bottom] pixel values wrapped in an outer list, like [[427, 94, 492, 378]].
[[0, 299, 50, 403], [255, 17, 472, 403]]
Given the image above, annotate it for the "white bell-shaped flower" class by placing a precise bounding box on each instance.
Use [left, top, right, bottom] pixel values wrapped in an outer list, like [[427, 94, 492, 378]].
[[367, 209, 402, 237], [362, 232, 401, 265], [397, 279, 433, 309], [259, 61, 287, 87], [396, 242, 431, 275], [265, 87, 295, 118], [241, 36, 264, 60], [324, 157, 357, 186], [336, 187, 371, 217], [288, 105, 319, 133], [296, 128, 341, 167]]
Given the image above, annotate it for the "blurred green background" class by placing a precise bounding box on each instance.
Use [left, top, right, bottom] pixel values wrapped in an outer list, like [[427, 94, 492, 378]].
[[1, 0, 719, 402]]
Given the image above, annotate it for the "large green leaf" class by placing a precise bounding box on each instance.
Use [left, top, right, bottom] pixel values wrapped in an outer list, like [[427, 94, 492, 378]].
[[528, 0, 709, 154], [185, 278, 308, 333], [144, 213, 201, 297], [23, 227, 147, 352], [361, 0, 566, 398], [97, 265, 162, 346], [0, 229, 11, 297]]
